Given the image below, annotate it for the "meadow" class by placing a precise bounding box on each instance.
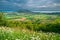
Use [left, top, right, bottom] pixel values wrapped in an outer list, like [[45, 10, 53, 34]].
[[0, 12, 60, 40]]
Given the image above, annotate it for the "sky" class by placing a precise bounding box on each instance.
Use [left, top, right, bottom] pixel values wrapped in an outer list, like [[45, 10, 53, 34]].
[[0, 0, 60, 11]]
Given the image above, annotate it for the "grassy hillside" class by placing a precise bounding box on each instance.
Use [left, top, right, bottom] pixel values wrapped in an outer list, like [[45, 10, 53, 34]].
[[0, 12, 60, 40]]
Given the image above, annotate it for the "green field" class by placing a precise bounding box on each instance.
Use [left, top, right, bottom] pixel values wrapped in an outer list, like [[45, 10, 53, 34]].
[[0, 12, 60, 40]]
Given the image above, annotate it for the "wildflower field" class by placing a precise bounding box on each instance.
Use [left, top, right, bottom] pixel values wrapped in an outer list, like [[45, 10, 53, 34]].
[[0, 27, 60, 40]]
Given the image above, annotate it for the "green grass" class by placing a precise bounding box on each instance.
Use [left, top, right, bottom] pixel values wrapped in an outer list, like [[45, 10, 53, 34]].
[[0, 12, 60, 40], [5, 14, 60, 33], [0, 13, 60, 32], [0, 27, 60, 40]]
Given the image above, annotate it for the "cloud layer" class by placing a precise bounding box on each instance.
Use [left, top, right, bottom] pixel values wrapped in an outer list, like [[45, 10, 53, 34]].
[[0, 0, 60, 11]]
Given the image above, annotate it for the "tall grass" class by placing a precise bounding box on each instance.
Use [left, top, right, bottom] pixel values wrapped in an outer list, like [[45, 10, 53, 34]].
[[0, 27, 60, 40]]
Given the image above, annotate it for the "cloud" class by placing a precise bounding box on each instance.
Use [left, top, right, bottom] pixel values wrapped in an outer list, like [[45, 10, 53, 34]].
[[25, 0, 60, 9], [0, 0, 60, 11], [53, 0, 60, 3], [0, 0, 8, 3]]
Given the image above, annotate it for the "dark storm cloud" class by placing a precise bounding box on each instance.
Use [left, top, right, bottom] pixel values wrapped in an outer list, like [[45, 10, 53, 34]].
[[0, 0, 60, 11]]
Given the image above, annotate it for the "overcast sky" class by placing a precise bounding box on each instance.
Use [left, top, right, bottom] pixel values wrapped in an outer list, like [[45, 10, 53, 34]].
[[0, 0, 60, 11]]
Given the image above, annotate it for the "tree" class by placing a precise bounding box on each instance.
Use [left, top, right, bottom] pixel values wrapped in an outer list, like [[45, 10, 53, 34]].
[[0, 12, 6, 26]]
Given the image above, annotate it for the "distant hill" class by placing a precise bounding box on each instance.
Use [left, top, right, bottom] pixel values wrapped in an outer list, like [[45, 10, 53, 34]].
[[17, 9, 33, 13]]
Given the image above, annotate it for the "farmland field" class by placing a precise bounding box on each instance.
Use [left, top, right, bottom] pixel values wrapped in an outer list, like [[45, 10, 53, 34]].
[[0, 12, 60, 40]]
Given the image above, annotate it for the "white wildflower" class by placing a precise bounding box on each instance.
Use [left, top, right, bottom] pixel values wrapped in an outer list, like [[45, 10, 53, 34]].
[[16, 39, 20, 40], [5, 39, 8, 40]]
